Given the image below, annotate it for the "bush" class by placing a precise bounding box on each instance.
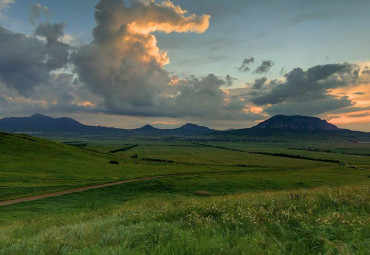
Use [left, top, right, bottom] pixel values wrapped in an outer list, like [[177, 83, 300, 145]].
[[195, 190, 211, 196], [109, 160, 119, 165]]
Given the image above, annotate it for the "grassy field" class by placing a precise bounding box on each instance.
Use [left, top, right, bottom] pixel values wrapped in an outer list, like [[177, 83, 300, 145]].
[[0, 132, 369, 254], [0, 185, 368, 254]]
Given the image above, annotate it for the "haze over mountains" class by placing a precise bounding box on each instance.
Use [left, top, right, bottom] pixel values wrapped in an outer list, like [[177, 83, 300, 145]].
[[1, 114, 369, 139]]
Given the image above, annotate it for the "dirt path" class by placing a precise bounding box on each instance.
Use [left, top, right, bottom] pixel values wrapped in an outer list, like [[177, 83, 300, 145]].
[[0, 175, 176, 207]]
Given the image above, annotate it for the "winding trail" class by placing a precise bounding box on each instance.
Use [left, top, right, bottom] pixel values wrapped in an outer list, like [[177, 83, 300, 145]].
[[0, 175, 177, 207]]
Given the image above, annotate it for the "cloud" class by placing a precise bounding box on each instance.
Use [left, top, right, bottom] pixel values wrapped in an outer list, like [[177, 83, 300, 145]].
[[0, 21, 70, 96], [265, 97, 352, 116], [73, 0, 256, 120], [238, 57, 254, 72], [349, 112, 370, 118], [252, 63, 357, 105], [253, 77, 267, 89], [35, 22, 70, 69], [0, 0, 13, 19], [35, 22, 65, 43], [0, 0, 261, 122], [0, 25, 50, 96], [254, 60, 274, 73], [0, 0, 367, 126], [225, 74, 236, 86], [28, 3, 49, 25], [74, 0, 210, 109], [353, 92, 366, 95], [250, 63, 362, 115]]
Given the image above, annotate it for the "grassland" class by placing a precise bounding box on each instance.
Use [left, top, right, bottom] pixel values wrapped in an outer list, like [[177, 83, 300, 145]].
[[0, 186, 368, 254], [0, 132, 369, 254]]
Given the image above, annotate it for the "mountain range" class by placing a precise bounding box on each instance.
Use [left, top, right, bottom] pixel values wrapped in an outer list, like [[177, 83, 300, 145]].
[[0, 114, 215, 136], [0, 114, 369, 140]]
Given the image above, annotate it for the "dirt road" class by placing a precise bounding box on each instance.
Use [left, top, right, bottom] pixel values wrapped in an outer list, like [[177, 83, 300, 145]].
[[0, 175, 175, 207]]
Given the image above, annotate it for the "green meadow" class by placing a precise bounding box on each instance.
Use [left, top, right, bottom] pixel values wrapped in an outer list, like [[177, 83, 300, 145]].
[[0, 132, 369, 254]]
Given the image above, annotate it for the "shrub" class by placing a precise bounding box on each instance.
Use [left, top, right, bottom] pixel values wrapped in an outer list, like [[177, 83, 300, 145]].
[[195, 190, 211, 196]]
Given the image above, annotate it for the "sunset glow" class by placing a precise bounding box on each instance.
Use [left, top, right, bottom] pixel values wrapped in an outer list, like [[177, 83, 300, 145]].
[[0, 0, 369, 131]]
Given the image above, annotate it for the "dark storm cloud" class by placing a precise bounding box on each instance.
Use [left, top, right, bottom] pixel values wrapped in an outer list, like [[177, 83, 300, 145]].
[[254, 60, 274, 73], [238, 57, 254, 72]]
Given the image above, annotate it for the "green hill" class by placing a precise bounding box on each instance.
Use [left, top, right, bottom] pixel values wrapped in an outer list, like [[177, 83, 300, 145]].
[[0, 132, 125, 200], [0, 132, 369, 253]]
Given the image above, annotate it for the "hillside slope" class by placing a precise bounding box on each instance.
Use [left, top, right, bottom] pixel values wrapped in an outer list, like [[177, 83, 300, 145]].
[[0, 132, 130, 200]]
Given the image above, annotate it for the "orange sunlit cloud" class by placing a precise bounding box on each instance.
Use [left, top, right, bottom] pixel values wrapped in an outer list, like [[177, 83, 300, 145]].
[[328, 110, 370, 125], [325, 67, 370, 125], [76, 101, 95, 107]]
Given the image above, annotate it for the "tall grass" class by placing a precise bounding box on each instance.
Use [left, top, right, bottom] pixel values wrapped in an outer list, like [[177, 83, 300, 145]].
[[1, 186, 368, 254]]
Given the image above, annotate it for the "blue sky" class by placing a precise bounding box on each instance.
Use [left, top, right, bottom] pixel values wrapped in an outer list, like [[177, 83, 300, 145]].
[[5, 0, 370, 79], [0, 0, 370, 130]]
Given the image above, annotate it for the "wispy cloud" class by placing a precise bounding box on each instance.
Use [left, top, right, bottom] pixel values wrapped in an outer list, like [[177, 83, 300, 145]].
[[0, 0, 14, 19]]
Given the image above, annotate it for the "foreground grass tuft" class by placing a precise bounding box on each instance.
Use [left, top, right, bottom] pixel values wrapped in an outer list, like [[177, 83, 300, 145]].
[[1, 186, 369, 254]]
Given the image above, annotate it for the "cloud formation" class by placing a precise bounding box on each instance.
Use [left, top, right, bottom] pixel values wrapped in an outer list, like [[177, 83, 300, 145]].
[[73, 0, 253, 120], [0, 25, 50, 96], [250, 63, 361, 115], [252, 77, 267, 89], [28, 3, 48, 25], [0, 0, 13, 19], [238, 57, 254, 72], [0, 0, 369, 129], [35, 22, 70, 69], [254, 60, 274, 73], [0, 22, 70, 96]]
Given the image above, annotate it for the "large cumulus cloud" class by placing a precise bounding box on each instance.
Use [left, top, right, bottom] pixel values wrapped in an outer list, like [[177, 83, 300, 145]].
[[73, 0, 209, 108], [72, 0, 258, 120]]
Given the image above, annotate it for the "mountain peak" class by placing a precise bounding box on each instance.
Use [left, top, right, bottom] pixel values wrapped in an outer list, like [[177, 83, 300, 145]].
[[139, 124, 156, 130], [254, 115, 339, 131], [29, 113, 51, 119], [180, 123, 200, 129]]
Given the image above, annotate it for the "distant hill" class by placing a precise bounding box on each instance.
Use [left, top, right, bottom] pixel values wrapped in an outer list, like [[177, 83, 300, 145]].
[[216, 115, 370, 142], [0, 114, 215, 136], [254, 115, 339, 131]]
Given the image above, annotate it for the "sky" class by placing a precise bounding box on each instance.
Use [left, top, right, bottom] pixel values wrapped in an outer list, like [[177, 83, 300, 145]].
[[0, 0, 370, 131]]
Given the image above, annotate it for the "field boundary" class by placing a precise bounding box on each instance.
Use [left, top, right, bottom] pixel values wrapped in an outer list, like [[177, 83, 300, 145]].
[[0, 175, 175, 207]]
